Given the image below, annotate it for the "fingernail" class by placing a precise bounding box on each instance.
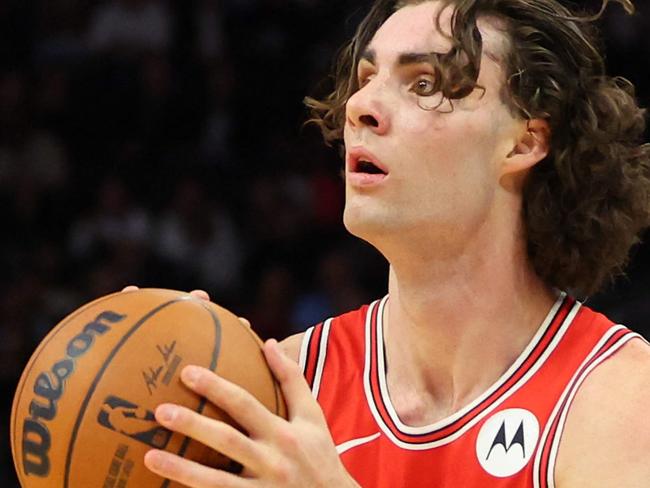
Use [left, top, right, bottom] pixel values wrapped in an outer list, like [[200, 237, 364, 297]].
[[145, 450, 166, 471], [157, 404, 176, 423], [182, 365, 200, 386]]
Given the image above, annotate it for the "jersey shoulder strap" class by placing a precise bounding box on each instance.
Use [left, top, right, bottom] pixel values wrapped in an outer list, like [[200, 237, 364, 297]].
[[533, 304, 647, 488], [299, 302, 371, 398]]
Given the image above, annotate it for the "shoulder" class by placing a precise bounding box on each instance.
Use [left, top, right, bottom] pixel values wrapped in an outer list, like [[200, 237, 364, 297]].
[[279, 332, 305, 365], [278, 302, 374, 365], [555, 336, 650, 487]]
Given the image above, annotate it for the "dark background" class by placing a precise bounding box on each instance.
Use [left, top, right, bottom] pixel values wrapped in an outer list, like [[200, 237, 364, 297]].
[[1, 0, 649, 485]]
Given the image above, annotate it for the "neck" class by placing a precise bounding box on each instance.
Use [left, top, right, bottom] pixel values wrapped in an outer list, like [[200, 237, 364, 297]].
[[380, 220, 556, 425]]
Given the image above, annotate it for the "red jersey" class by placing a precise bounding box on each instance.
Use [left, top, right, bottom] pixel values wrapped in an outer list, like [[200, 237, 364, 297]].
[[299, 293, 643, 487]]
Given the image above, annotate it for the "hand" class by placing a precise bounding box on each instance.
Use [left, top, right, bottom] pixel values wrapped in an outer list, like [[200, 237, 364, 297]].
[[121, 286, 251, 328], [143, 339, 358, 488], [122, 285, 211, 302]]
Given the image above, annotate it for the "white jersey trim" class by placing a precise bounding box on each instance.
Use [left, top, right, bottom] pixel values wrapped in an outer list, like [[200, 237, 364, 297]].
[[311, 318, 332, 399], [298, 325, 314, 374], [364, 293, 582, 450], [533, 326, 644, 488], [336, 432, 381, 455]]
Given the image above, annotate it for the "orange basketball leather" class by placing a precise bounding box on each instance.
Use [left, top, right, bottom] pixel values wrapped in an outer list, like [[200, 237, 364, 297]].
[[11, 288, 286, 488]]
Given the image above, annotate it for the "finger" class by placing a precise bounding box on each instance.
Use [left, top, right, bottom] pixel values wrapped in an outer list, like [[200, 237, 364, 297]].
[[145, 449, 250, 488], [263, 339, 321, 421], [190, 289, 211, 301], [154, 404, 265, 473], [180, 366, 283, 436], [122, 285, 139, 292], [238, 317, 251, 328]]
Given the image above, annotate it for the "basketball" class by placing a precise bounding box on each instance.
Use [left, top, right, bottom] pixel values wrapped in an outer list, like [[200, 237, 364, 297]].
[[10, 288, 286, 488]]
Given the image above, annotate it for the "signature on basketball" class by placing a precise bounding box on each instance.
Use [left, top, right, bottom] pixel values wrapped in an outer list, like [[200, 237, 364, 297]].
[[141, 341, 182, 395]]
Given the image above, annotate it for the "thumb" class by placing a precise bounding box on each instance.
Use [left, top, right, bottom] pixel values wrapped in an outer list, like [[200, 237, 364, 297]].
[[263, 339, 322, 421]]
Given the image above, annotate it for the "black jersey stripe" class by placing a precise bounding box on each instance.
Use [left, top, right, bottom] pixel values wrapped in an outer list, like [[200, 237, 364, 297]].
[[299, 325, 314, 375], [371, 295, 571, 442], [366, 294, 578, 447], [304, 322, 324, 391], [534, 326, 639, 488], [311, 319, 332, 399]]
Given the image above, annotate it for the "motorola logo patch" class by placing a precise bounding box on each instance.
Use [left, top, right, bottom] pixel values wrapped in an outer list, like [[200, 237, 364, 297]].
[[475, 408, 540, 477]]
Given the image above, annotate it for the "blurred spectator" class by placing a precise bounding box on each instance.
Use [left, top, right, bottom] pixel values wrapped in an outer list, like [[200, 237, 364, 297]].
[[199, 62, 235, 168], [245, 172, 312, 248], [87, 0, 171, 56], [154, 177, 244, 297], [34, 0, 89, 64], [137, 52, 174, 147], [0, 69, 70, 195], [292, 246, 369, 330], [68, 176, 152, 260], [0, 1, 649, 483], [0, 130, 69, 192], [195, 0, 226, 64], [33, 64, 74, 137], [246, 263, 296, 340]]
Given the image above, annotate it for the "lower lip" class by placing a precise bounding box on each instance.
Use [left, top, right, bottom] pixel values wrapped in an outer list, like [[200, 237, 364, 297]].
[[347, 172, 388, 187]]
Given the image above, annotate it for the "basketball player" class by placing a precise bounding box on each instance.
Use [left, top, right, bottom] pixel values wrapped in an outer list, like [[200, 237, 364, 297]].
[[141, 0, 650, 486]]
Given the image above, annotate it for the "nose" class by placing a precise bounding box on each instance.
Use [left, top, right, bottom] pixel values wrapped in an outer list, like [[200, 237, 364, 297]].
[[345, 81, 390, 135]]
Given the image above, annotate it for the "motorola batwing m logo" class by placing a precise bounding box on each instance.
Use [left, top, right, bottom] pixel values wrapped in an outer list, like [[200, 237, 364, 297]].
[[475, 408, 540, 477]]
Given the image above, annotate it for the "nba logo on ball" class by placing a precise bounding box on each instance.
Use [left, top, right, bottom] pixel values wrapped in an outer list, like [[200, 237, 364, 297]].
[[475, 408, 540, 477], [11, 289, 286, 488]]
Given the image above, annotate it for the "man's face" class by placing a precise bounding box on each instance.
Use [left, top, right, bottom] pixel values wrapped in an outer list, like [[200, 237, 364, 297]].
[[343, 1, 523, 256]]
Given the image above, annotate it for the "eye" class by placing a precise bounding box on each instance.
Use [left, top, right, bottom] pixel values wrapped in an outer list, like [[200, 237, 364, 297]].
[[356, 59, 375, 89], [357, 74, 374, 88], [411, 77, 436, 96]]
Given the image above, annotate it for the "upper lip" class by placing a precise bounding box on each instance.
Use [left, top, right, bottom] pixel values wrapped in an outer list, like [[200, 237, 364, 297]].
[[346, 147, 389, 174]]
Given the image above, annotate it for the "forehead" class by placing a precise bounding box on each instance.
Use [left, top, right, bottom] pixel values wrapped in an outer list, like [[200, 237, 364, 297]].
[[366, 1, 509, 64]]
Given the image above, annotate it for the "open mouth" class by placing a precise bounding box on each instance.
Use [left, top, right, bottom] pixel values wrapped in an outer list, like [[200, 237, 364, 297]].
[[346, 148, 389, 186], [356, 160, 387, 175]]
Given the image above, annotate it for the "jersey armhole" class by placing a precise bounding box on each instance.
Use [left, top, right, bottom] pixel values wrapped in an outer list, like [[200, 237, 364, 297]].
[[533, 326, 646, 488], [298, 325, 314, 375], [298, 319, 333, 399]]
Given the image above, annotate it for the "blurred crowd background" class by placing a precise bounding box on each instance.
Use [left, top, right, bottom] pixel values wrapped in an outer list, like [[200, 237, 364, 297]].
[[1, 0, 649, 484]]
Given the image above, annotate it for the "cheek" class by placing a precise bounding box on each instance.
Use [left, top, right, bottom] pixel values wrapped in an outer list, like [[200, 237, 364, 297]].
[[398, 105, 490, 155], [398, 113, 496, 210], [398, 107, 446, 136], [404, 107, 500, 173], [397, 111, 477, 180], [343, 121, 352, 145]]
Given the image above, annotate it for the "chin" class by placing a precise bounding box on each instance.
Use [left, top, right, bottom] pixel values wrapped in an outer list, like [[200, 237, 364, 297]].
[[343, 205, 395, 242]]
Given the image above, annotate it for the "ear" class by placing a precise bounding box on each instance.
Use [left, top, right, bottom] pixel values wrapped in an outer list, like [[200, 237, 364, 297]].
[[502, 118, 550, 177]]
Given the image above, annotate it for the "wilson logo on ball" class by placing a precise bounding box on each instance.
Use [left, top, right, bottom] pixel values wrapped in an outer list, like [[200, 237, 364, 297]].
[[21, 311, 127, 478]]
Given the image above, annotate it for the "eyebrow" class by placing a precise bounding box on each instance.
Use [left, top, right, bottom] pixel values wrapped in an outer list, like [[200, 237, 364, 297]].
[[360, 48, 444, 67]]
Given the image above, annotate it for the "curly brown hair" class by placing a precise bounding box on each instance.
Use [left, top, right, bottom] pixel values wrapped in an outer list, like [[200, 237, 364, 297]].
[[305, 0, 650, 296]]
